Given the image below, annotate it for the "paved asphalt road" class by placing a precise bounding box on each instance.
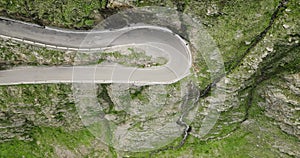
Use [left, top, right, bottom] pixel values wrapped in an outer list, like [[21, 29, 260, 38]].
[[0, 17, 192, 85]]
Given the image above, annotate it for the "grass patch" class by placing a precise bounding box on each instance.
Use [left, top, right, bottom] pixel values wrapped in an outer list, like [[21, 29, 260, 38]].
[[0, 127, 95, 158], [0, 0, 116, 29]]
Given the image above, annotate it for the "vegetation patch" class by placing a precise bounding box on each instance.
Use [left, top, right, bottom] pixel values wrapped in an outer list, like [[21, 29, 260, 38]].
[[0, 0, 130, 29]]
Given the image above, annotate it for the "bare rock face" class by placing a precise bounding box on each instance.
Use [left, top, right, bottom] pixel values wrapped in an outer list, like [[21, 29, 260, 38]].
[[108, 0, 175, 8], [108, 0, 131, 7], [0, 0, 299, 157], [259, 73, 300, 139]]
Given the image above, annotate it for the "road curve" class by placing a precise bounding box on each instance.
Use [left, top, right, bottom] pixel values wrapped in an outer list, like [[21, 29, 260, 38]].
[[0, 17, 192, 85]]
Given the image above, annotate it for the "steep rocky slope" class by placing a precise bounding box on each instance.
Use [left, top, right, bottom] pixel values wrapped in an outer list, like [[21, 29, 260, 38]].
[[0, 0, 299, 157]]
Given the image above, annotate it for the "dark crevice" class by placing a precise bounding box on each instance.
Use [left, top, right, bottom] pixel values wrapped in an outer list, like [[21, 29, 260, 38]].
[[150, 82, 200, 157], [150, 0, 290, 153], [236, 44, 299, 136], [97, 84, 115, 113], [226, 0, 289, 74], [240, 42, 300, 97], [199, 0, 290, 100], [0, 0, 294, 155], [242, 85, 255, 123], [202, 84, 256, 142], [172, 0, 188, 12], [257, 43, 300, 79], [174, 82, 200, 149], [184, 0, 290, 143], [234, 42, 300, 142]]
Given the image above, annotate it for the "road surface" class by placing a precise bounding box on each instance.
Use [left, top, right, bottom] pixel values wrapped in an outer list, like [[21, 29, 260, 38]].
[[0, 17, 192, 85]]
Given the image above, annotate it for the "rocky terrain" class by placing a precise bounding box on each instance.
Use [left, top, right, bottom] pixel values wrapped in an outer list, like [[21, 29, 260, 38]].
[[0, 0, 299, 157]]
